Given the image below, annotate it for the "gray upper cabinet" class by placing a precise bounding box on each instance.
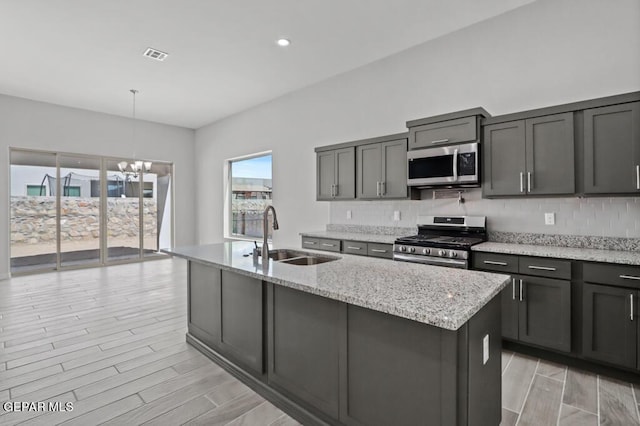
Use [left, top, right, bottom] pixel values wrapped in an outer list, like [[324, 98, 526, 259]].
[[483, 121, 527, 196], [316, 147, 355, 200], [484, 112, 574, 197], [584, 102, 640, 194], [409, 116, 478, 150], [356, 138, 407, 199]]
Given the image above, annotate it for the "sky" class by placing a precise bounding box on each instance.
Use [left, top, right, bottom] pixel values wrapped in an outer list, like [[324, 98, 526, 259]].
[[232, 154, 272, 179]]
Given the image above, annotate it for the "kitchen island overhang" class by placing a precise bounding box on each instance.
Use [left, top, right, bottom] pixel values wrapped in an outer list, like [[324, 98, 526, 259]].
[[163, 242, 510, 426]]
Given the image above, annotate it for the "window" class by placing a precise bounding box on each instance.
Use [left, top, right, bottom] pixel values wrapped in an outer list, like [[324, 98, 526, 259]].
[[62, 186, 81, 197], [27, 185, 47, 196], [228, 153, 272, 239]]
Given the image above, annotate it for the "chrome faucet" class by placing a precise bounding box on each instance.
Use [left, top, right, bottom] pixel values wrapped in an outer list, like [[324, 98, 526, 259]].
[[262, 205, 279, 261]]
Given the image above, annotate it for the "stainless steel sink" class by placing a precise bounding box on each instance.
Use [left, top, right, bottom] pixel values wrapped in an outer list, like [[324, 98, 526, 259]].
[[279, 255, 337, 266], [260, 249, 339, 265], [267, 249, 307, 261]]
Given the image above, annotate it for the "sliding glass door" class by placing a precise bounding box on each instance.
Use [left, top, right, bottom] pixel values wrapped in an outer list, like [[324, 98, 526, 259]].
[[9, 148, 173, 274], [59, 155, 102, 268], [9, 150, 58, 273]]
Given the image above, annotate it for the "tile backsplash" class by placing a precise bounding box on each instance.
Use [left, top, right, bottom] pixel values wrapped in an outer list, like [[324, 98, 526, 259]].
[[328, 189, 640, 238]]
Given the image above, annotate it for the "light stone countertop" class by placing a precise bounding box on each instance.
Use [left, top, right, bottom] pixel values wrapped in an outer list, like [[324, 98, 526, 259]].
[[164, 241, 510, 331], [473, 242, 640, 266], [299, 230, 411, 244]]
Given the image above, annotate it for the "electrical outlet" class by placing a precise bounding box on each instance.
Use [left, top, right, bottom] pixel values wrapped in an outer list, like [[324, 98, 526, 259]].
[[483, 334, 489, 365], [544, 212, 555, 225], [393, 211, 401, 221], [346, 210, 352, 220]]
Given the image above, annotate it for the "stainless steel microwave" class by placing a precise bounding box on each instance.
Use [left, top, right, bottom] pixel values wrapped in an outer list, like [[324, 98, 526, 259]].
[[407, 142, 479, 187]]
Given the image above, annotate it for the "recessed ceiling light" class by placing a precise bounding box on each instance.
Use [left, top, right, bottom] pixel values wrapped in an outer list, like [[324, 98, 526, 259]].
[[276, 38, 291, 47], [143, 47, 169, 61]]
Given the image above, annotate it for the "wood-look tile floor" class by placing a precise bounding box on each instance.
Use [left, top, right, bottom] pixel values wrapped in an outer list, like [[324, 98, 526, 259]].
[[0, 259, 300, 426], [0, 258, 638, 425]]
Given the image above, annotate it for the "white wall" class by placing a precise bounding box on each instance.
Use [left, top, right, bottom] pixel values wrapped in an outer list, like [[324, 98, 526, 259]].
[[195, 0, 640, 247], [0, 94, 196, 278]]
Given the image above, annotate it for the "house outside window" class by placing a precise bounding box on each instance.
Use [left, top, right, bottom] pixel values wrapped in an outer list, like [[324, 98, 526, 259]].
[[228, 153, 273, 239]]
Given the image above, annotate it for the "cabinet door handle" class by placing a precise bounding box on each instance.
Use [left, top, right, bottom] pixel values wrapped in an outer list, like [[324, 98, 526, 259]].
[[381, 181, 386, 196], [527, 172, 532, 192], [431, 139, 450, 145], [304, 241, 317, 245], [620, 275, 640, 281], [636, 165, 639, 190], [334, 184, 339, 197], [520, 172, 524, 193], [512, 278, 516, 300], [631, 294, 634, 321], [376, 181, 380, 197], [322, 243, 336, 247], [483, 260, 507, 266], [347, 246, 361, 250], [519, 279, 523, 302], [528, 265, 557, 271], [330, 184, 335, 197], [371, 249, 387, 253], [452, 149, 459, 181]]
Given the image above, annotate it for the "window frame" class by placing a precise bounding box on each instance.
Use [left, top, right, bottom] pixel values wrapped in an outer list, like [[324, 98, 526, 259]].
[[225, 151, 273, 242]]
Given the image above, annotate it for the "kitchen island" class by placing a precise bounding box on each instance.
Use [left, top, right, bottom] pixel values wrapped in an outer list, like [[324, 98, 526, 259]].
[[163, 241, 510, 426]]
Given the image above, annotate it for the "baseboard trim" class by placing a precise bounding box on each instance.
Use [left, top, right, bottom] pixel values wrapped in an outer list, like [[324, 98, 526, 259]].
[[186, 333, 332, 426]]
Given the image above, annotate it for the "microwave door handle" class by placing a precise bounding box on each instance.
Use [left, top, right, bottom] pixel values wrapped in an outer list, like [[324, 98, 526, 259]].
[[453, 149, 458, 181]]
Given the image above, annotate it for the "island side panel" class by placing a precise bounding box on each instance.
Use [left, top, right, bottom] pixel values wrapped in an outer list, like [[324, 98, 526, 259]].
[[267, 283, 342, 420], [339, 305, 443, 426], [466, 295, 502, 426], [188, 260, 221, 348], [219, 270, 264, 375]]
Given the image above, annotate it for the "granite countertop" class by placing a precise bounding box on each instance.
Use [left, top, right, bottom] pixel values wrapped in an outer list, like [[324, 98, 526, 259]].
[[299, 230, 410, 244], [164, 241, 510, 331], [473, 242, 640, 266]]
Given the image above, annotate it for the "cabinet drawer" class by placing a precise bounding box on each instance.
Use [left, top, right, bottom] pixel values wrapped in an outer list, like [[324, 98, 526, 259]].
[[343, 240, 368, 255], [318, 238, 341, 253], [584, 263, 640, 290], [472, 252, 519, 273], [519, 257, 571, 280], [409, 116, 477, 150], [301, 237, 320, 249], [367, 243, 393, 259]]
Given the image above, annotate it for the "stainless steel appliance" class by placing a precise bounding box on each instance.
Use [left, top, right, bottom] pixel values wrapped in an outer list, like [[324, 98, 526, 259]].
[[407, 142, 479, 188], [393, 215, 486, 269]]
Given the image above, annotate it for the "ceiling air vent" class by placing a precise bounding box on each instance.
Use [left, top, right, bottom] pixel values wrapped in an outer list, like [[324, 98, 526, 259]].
[[143, 47, 168, 61]]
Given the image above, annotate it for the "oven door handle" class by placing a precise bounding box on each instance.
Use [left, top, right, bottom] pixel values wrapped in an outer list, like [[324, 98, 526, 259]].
[[452, 148, 458, 181], [393, 253, 467, 268]]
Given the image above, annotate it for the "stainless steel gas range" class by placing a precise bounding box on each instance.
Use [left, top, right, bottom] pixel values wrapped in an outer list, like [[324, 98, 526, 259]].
[[393, 215, 487, 269]]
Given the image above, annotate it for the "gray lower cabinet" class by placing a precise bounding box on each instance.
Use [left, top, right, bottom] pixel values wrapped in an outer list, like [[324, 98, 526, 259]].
[[584, 101, 640, 194], [317, 147, 355, 200], [474, 254, 571, 352], [356, 138, 407, 199], [581, 262, 640, 369], [582, 283, 637, 369], [484, 112, 574, 197], [188, 262, 263, 375], [268, 285, 341, 419], [517, 275, 571, 352]]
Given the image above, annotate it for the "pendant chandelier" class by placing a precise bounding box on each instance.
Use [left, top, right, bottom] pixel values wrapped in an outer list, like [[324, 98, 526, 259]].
[[118, 89, 151, 178]]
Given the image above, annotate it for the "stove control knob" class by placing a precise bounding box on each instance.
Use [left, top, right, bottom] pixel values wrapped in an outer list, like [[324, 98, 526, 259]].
[[449, 251, 457, 258], [399, 246, 406, 252], [409, 247, 416, 253], [422, 248, 431, 255], [438, 249, 446, 257]]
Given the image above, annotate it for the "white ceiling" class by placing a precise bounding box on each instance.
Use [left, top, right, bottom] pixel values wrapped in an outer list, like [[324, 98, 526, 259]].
[[0, 0, 535, 129]]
